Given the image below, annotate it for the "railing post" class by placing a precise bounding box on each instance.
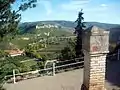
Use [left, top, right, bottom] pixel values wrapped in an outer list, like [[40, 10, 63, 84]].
[[118, 49, 120, 60], [13, 69, 16, 84], [53, 62, 55, 76]]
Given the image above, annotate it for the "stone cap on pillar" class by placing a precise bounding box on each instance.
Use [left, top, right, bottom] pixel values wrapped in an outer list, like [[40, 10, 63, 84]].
[[82, 25, 110, 54], [85, 26, 109, 36]]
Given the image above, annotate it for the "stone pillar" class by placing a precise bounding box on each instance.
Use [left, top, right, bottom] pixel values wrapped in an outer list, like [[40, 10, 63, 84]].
[[82, 26, 109, 90]]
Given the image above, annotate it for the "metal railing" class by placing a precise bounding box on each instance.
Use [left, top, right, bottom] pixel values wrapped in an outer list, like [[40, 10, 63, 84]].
[[5, 57, 84, 84], [5, 50, 120, 84]]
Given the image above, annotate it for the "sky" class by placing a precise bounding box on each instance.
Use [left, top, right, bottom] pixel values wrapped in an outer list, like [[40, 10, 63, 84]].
[[13, 0, 120, 24]]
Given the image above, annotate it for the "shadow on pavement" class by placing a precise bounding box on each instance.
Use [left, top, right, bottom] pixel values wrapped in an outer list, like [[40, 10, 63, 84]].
[[106, 58, 120, 87]]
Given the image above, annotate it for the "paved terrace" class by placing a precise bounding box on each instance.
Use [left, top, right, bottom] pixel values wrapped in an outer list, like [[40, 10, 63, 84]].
[[5, 69, 83, 90], [4, 60, 120, 90]]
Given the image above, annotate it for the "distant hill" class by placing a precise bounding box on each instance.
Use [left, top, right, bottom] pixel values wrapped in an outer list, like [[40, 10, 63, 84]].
[[19, 21, 120, 32], [85, 22, 120, 30], [19, 20, 120, 43]]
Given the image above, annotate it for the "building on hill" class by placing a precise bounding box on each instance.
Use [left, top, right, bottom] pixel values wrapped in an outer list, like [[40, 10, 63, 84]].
[[5, 49, 24, 57], [36, 24, 58, 29], [21, 37, 30, 40]]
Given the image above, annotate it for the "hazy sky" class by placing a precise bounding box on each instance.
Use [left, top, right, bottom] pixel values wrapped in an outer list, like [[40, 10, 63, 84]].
[[13, 0, 120, 24]]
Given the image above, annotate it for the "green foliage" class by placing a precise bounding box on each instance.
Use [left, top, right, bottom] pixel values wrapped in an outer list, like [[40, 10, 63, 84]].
[[0, 56, 23, 90], [25, 43, 43, 59], [0, 0, 37, 88], [0, 50, 8, 58], [0, 0, 19, 39], [21, 27, 73, 37], [59, 38, 76, 60], [37, 61, 45, 69], [0, 85, 5, 90], [22, 55, 47, 71], [0, 57, 21, 74], [21, 60, 37, 72], [19, 63, 31, 72], [75, 9, 85, 57], [10, 38, 32, 49], [0, 0, 36, 40], [11, 55, 30, 61], [24, 45, 47, 70], [37, 56, 46, 69]]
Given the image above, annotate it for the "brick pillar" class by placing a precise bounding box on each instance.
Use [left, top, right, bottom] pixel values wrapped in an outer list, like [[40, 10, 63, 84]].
[[82, 26, 109, 90]]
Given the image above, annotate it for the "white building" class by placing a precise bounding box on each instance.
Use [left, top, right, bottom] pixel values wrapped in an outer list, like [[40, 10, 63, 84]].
[[36, 24, 58, 29], [22, 37, 30, 40]]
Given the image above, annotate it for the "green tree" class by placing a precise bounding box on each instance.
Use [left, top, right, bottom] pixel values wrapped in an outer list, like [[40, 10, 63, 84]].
[[74, 9, 85, 58], [0, 57, 21, 75], [37, 56, 46, 69], [0, 50, 8, 58], [0, 0, 36, 40], [59, 38, 76, 60], [25, 44, 43, 59], [19, 63, 31, 72], [0, 56, 22, 89], [0, 0, 37, 89]]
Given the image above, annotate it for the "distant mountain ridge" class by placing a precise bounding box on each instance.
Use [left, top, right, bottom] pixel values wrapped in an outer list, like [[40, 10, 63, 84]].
[[19, 20, 120, 30], [19, 20, 120, 42]]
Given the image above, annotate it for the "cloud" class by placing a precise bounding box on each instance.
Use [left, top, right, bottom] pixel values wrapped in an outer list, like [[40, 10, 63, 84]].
[[84, 3, 108, 12], [61, 0, 90, 11], [43, 1, 52, 15], [101, 4, 107, 7], [99, 4, 108, 11], [38, 0, 52, 16], [85, 7, 107, 12]]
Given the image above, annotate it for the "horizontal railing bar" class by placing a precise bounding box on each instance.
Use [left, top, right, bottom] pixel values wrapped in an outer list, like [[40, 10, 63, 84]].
[[55, 61, 84, 68], [5, 61, 84, 78]]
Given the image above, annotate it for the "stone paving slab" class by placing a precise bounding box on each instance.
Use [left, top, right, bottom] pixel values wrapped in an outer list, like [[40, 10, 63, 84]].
[[4, 69, 83, 90]]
